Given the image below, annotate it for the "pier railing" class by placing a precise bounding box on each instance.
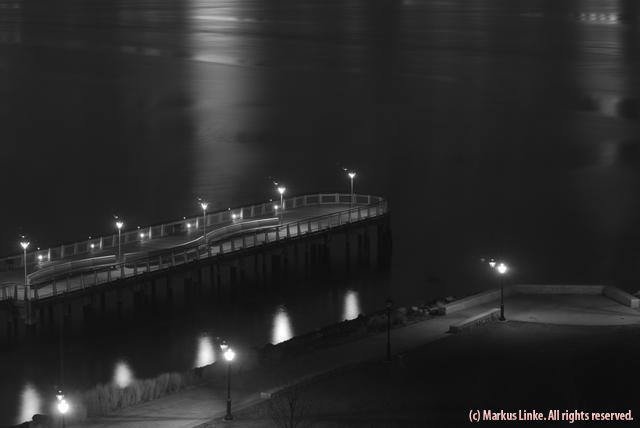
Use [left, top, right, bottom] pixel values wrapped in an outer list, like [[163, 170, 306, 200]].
[[0, 193, 387, 301]]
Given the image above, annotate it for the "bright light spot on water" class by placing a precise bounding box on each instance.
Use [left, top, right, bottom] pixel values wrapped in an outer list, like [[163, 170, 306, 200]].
[[272, 306, 293, 344], [113, 361, 134, 388], [343, 289, 361, 321], [18, 383, 41, 424], [195, 335, 216, 368]]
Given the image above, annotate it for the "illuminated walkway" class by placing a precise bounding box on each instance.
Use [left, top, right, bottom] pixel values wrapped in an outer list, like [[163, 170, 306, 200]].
[[0, 193, 387, 301], [74, 293, 640, 428]]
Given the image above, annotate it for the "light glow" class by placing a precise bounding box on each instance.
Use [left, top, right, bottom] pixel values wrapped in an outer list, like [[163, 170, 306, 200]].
[[195, 335, 216, 368], [18, 383, 41, 425], [90, 243, 95, 249], [113, 360, 134, 388], [20, 241, 29, 250], [200, 202, 209, 211], [343, 289, 361, 321], [224, 348, 235, 362], [115, 221, 123, 230], [497, 262, 509, 275], [37, 255, 43, 261], [348, 172, 356, 179], [489, 259, 496, 268], [57, 399, 69, 415], [277, 186, 286, 195], [271, 306, 293, 344]]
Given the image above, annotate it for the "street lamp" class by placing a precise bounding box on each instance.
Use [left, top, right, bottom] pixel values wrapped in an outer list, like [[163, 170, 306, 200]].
[[277, 186, 286, 212], [200, 201, 209, 247], [115, 220, 123, 261], [496, 262, 509, 321], [348, 171, 356, 208], [274, 204, 280, 221], [20, 240, 29, 300], [385, 297, 393, 362], [223, 346, 236, 421], [56, 390, 69, 428], [488, 258, 496, 269]]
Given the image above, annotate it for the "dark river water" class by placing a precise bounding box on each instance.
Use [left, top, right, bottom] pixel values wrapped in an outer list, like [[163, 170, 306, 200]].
[[2, 0, 640, 425]]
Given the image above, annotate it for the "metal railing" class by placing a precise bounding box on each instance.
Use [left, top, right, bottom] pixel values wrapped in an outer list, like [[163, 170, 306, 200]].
[[1, 193, 387, 301]]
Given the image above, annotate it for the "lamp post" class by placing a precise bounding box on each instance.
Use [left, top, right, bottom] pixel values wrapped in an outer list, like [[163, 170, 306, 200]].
[[385, 298, 393, 362], [348, 171, 356, 208], [277, 186, 286, 213], [496, 262, 508, 321], [20, 240, 29, 299], [115, 220, 123, 261], [200, 201, 209, 247], [223, 346, 236, 421], [115, 220, 124, 277], [56, 390, 69, 428]]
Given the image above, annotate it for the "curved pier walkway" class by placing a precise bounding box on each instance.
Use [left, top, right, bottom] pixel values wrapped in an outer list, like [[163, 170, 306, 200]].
[[0, 193, 387, 302]]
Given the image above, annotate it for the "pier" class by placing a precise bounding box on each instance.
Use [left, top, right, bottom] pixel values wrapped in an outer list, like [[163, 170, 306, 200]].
[[0, 193, 391, 345]]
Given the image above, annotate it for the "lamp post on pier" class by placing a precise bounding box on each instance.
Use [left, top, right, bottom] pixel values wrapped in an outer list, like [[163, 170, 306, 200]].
[[277, 186, 286, 213], [200, 201, 209, 247], [348, 171, 356, 208]]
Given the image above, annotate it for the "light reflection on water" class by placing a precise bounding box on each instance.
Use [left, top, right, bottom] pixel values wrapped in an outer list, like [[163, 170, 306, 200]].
[[271, 305, 293, 344], [113, 360, 134, 389], [195, 335, 216, 368], [18, 383, 41, 425], [343, 289, 361, 321]]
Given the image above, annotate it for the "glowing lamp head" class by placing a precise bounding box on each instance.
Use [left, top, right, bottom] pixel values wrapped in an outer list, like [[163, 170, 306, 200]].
[[489, 259, 496, 268], [57, 399, 69, 415], [90, 243, 95, 249], [200, 202, 209, 211], [231, 214, 237, 220], [274, 205, 279, 211], [220, 341, 229, 352], [224, 348, 235, 362], [139, 233, 145, 238], [37, 254, 43, 261], [187, 223, 191, 228], [277, 186, 286, 195], [20, 241, 30, 250], [496, 262, 508, 275], [348, 172, 356, 179], [115, 221, 124, 230]]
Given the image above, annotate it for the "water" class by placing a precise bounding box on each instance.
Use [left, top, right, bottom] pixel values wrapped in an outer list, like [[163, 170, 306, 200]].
[[2, 0, 640, 424]]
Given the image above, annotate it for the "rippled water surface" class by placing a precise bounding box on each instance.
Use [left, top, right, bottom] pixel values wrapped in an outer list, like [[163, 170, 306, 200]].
[[2, 0, 640, 424]]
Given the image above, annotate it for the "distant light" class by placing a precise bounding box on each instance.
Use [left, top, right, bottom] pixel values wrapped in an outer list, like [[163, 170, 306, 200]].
[[137, 226, 140, 229], [277, 186, 286, 195], [115, 221, 124, 230], [497, 263, 508, 275], [90, 243, 95, 249], [231, 214, 237, 220], [195, 335, 216, 368], [20, 241, 30, 250], [200, 202, 209, 211], [37, 255, 43, 261], [57, 399, 69, 415], [272, 306, 293, 344], [348, 172, 356, 179], [489, 259, 496, 268], [139, 233, 145, 238], [113, 361, 134, 388], [274, 205, 279, 210], [223, 348, 236, 362], [187, 223, 191, 228]]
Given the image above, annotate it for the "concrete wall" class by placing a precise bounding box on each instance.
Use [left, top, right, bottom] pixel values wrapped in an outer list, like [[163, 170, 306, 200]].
[[603, 286, 640, 309]]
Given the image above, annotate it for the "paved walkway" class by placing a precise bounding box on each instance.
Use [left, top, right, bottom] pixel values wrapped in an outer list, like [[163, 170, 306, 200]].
[[74, 293, 640, 428]]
